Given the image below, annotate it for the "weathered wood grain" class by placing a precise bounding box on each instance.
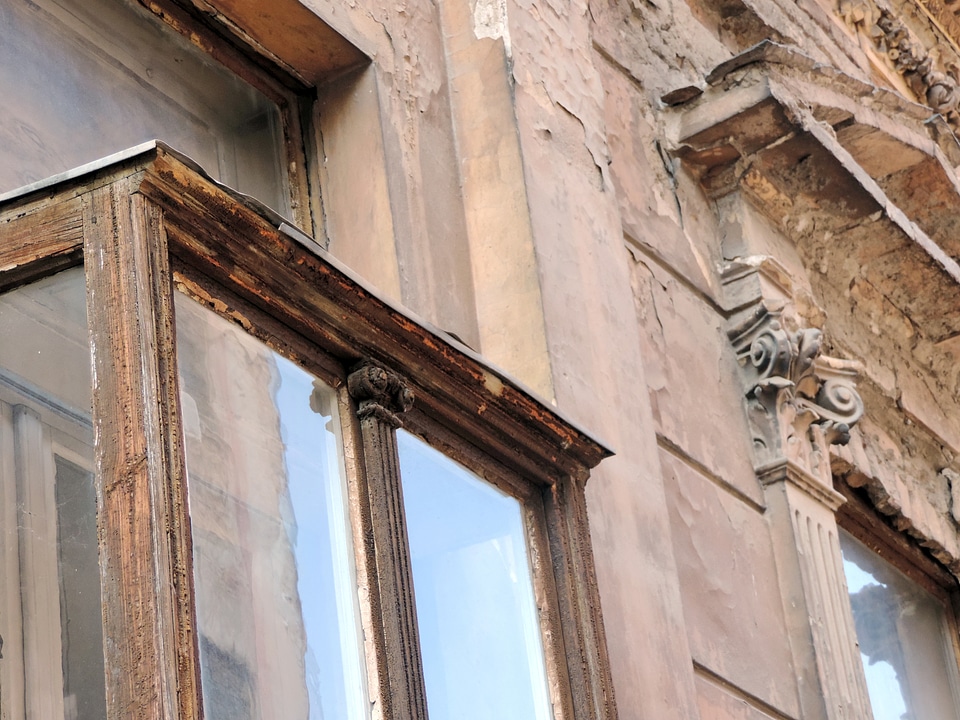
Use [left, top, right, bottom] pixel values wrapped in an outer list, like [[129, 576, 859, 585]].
[[0, 196, 84, 291], [139, 147, 611, 482], [0, 402, 25, 720], [83, 181, 200, 720], [348, 364, 430, 720], [544, 475, 620, 720]]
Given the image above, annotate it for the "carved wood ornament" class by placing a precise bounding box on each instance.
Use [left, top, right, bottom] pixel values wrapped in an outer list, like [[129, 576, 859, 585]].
[[348, 363, 415, 427], [729, 307, 864, 489], [347, 362, 429, 720]]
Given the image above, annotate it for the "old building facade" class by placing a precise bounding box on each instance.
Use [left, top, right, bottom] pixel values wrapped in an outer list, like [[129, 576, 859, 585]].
[[1, 0, 960, 718]]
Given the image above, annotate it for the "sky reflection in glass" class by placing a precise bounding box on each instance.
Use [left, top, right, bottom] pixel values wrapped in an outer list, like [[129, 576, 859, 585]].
[[397, 430, 553, 720], [841, 530, 960, 720]]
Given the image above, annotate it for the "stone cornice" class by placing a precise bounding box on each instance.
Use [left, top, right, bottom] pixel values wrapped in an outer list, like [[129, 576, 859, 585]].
[[756, 459, 848, 511]]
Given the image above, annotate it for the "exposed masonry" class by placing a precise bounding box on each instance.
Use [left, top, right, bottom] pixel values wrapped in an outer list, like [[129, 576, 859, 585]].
[[472, 0, 512, 56], [667, 42, 960, 573]]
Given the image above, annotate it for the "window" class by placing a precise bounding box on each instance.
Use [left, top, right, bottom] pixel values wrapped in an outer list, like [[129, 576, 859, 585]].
[[397, 429, 553, 719], [0, 0, 371, 238], [0, 0, 293, 216], [175, 291, 366, 720], [0, 268, 102, 720], [0, 144, 616, 720], [838, 489, 960, 720]]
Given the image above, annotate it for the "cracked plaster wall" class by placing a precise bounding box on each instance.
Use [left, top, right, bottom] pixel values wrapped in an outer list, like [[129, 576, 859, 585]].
[[201, 0, 960, 717], [303, 0, 483, 352], [304, 0, 960, 714], [589, 0, 960, 717], [590, 0, 813, 715]]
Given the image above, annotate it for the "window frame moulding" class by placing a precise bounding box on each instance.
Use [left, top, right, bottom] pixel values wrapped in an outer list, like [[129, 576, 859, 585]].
[[0, 141, 618, 720]]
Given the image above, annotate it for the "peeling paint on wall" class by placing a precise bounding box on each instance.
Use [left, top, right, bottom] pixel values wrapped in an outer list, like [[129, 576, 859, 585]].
[[472, 0, 512, 57]]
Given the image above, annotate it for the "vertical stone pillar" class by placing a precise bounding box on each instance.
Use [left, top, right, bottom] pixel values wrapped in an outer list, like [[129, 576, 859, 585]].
[[347, 363, 428, 720], [729, 308, 872, 720]]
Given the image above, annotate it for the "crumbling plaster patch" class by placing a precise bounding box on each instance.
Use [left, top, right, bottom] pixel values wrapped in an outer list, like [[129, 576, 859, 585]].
[[836, 416, 960, 573], [804, 257, 960, 569], [727, 147, 960, 575], [472, 0, 512, 55], [591, 0, 728, 101], [729, 143, 960, 576], [508, 0, 613, 185]]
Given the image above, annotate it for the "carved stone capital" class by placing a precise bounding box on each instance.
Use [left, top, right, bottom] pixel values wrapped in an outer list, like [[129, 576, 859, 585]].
[[729, 307, 864, 487], [348, 362, 415, 427]]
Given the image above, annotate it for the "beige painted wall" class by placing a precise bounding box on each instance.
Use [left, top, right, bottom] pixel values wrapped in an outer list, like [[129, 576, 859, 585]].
[[312, 0, 960, 714], [6, 0, 960, 717]]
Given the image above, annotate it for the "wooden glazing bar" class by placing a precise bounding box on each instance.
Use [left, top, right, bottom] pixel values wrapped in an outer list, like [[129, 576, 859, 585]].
[[543, 475, 619, 720], [0, 402, 25, 719], [347, 363, 429, 720], [12, 405, 65, 720], [82, 181, 200, 720]]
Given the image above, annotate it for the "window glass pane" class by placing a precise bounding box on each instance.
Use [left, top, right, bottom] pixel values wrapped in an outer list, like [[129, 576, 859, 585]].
[[0, 0, 288, 214], [841, 530, 960, 720], [175, 292, 367, 720], [55, 457, 104, 720], [397, 429, 553, 720], [0, 267, 103, 720]]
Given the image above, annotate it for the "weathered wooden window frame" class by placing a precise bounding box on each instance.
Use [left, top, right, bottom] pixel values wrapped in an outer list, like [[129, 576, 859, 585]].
[[836, 479, 960, 684], [135, 0, 368, 240], [0, 143, 617, 720]]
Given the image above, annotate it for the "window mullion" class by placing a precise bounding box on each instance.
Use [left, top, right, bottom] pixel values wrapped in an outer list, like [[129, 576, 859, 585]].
[[347, 362, 429, 720], [82, 182, 200, 720], [541, 473, 618, 720]]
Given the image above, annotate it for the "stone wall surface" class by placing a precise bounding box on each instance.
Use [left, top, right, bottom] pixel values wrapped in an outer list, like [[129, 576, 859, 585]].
[[9, 0, 960, 716], [301, 0, 960, 713]]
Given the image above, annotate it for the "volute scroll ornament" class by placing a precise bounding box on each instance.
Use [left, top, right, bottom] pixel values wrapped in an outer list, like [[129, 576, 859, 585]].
[[729, 307, 864, 486], [348, 362, 415, 428]]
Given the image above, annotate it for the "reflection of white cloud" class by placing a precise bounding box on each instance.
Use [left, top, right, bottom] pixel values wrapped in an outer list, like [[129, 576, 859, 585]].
[[843, 557, 881, 594], [861, 655, 907, 720], [180, 387, 202, 441]]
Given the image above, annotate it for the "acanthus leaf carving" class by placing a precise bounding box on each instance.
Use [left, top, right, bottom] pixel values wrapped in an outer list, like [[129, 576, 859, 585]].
[[729, 307, 864, 486]]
